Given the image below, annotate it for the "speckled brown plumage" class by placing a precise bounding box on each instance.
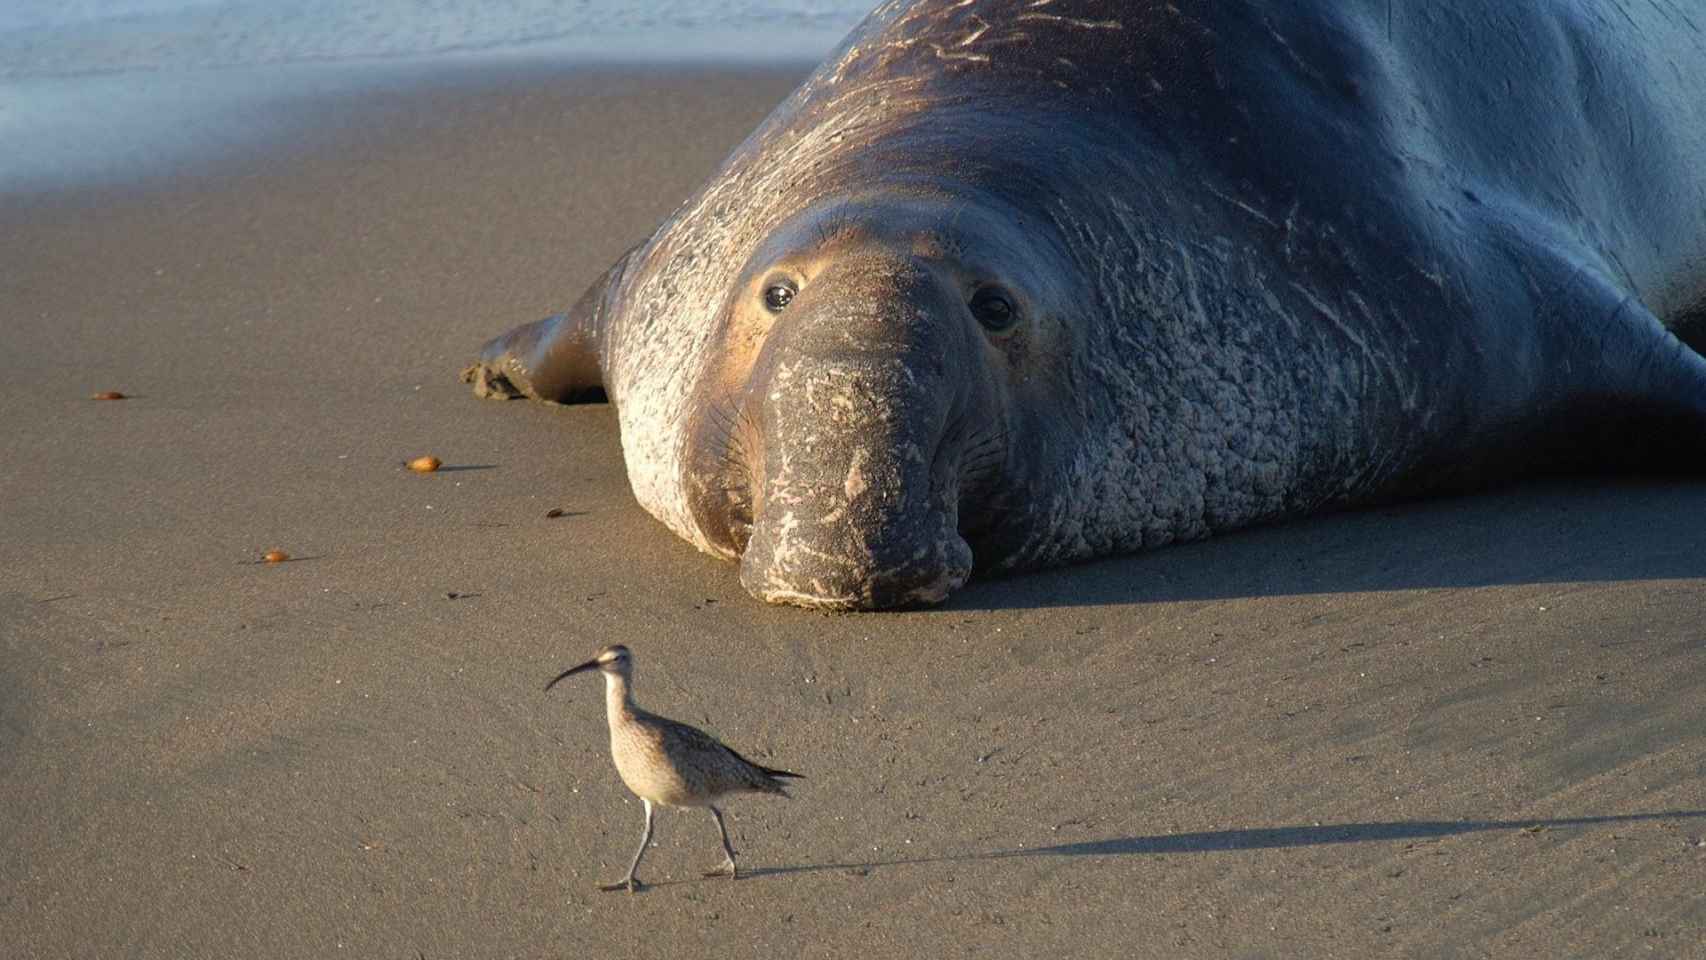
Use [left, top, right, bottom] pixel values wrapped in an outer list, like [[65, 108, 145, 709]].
[[545, 644, 801, 892]]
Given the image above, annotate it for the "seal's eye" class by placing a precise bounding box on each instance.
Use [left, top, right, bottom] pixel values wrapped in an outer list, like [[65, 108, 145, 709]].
[[969, 286, 1018, 332], [763, 281, 797, 313]]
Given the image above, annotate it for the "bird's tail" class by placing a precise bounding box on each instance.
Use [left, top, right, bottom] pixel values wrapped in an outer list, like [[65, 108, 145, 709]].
[[759, 764, 803, 797]]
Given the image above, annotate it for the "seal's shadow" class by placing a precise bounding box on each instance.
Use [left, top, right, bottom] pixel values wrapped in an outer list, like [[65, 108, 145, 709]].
[[948, 477, 1706, 611], [732, 810, 1706, 883]]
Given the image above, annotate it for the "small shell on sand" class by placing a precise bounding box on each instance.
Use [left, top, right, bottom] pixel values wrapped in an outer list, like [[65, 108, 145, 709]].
[[92, 391, 127, 400], [262, 549, 289, 563], [545, 508, 565, 518], [407, 456, 442, 473]]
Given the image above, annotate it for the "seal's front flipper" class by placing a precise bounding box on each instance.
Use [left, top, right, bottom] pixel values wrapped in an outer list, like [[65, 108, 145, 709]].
[[461, 311, 606, 403], [460, 246, 636, 404]]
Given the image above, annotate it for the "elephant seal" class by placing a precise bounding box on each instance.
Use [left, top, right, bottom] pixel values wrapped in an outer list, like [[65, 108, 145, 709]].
[[463, 0, 1706, 610]]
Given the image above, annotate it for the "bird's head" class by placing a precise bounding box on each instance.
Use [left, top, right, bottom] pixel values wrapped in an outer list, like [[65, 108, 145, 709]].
[[545, 643, 632, 692]]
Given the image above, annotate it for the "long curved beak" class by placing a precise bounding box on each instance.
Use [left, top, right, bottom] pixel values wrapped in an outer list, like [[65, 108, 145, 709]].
[[544, 658, 601, 693]]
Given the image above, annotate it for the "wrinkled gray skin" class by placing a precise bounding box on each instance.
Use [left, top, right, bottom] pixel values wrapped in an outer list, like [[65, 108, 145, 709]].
[[463, 0, 1706, 610]]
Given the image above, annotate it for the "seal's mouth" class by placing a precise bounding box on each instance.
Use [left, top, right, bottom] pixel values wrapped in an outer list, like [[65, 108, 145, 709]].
[[738, 499, 975, 611], [744, 557, 971, 611], [724, 440, 976, 610], [684, 393, 1009, 611]]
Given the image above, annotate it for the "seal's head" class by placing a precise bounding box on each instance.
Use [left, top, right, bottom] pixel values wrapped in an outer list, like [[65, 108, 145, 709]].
[[681, 189, 1079, 610]]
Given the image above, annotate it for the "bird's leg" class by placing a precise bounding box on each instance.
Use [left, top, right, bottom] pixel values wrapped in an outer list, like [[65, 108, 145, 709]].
[[600, 798, 653, 893], [703, 804, 739, 879]]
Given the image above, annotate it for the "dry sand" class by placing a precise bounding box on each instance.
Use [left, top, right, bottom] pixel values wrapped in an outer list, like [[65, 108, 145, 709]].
[[3, 60, 1704, 958]]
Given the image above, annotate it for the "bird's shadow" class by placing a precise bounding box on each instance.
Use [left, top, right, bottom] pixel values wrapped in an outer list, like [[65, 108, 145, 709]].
[[718, 810, 1706, 884]]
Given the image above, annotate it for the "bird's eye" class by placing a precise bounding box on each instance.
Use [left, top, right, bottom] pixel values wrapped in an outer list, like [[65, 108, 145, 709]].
[[763, 281, 797, 312], [969, 286, 1018, 332]]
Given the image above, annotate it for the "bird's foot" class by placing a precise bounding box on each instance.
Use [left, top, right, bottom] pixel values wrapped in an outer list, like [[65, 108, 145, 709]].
[[703, 858, 738, 880], [598, 877, 643, 894]]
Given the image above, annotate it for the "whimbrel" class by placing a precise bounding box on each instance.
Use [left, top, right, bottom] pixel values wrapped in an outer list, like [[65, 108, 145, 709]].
[[545, 644, 802, 892]]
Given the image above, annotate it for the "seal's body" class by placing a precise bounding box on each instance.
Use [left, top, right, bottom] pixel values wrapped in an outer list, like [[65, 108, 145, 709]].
[[464, 0, 1706, 610]]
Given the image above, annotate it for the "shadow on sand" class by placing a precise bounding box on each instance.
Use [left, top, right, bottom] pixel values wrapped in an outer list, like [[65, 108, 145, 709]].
[[726, 810, 1706, 884], [943, 478, 1706, 611]]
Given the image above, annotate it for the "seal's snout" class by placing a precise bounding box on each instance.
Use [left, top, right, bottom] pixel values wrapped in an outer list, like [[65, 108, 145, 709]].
[[735, 348, 976, 611], [739, 484, 974, 610], [729, 254, 988, 610]]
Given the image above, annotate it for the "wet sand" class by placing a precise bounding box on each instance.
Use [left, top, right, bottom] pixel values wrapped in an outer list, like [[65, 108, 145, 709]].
[[3, 61, 1703, 957]]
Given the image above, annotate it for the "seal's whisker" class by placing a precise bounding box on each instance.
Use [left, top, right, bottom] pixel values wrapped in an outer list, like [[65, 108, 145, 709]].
[[704, 399, 751, 459], [959, 423, 1010, 465], [959, 419, 1009, 491]]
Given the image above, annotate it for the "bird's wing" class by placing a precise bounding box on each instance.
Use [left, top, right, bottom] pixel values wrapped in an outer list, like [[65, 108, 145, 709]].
[[644, 713, 785, 791], [653, 714, 740, 763]]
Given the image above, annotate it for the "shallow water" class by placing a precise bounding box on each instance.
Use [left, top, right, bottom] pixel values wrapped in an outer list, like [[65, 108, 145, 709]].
[[0, 0, 867, 192], [0, 0, 868, 77]]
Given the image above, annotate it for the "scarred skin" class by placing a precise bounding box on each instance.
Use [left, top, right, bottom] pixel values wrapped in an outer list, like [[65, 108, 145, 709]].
[[463, 0, 1706, 610]]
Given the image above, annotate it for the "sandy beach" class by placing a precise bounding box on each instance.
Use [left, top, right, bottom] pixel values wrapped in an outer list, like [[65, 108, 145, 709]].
[[3, 57, 1705, 957]]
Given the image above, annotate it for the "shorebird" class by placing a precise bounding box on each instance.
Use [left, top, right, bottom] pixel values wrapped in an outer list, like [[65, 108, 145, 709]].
[[545, 644, 802, 892]]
